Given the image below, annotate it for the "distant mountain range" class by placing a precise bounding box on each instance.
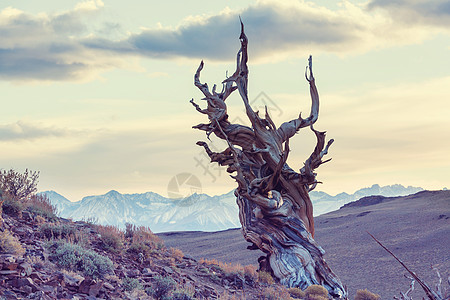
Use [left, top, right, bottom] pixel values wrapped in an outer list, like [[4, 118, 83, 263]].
[[41, 184, 423, 233]]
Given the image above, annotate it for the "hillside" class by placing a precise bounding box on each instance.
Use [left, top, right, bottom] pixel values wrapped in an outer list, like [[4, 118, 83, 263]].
[[1, 200, 311, 299], [160, 190, 450, 299]]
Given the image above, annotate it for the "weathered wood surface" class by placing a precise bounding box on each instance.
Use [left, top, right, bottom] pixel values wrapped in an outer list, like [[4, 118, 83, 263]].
[[191, 22, 346, 298]]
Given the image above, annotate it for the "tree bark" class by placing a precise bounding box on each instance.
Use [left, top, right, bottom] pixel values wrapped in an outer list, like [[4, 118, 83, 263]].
[[191, 22, 346, 298]]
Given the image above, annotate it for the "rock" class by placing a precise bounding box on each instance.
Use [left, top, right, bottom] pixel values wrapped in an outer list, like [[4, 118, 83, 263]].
[[124, 269, 140, 277], [78, 277, 93, 294], [184, 254, 196, 261], [12, 226, 33, 237], [3, 262, 18, 271], [0, 254, 16, 263], [89, 281, 103, 297], [0, 290, 19, 299], [163, 266, 174, 274], [30, 272, 44, 282], [142, 268, 157, 276], [62, 273, 83, 287], [103, 281, 114, 290], [10, 277, 38, 292], [0, 270, 18, 275], [19, 262, 32, 276], [22, 211, 33, 221]]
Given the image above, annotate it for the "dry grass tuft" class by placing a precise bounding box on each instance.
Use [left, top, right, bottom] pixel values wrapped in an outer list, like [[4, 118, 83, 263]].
[[258, 271, 275, 285], [169, 247, 184, 261], [259, 285, 291, 300], [96, 224, 124, 252], [305, 284, 328, 300], [26, 194, 57, 220], [0, 230, 25, 256], [355, 289, 381, 300], [288, 287, 306, 299]]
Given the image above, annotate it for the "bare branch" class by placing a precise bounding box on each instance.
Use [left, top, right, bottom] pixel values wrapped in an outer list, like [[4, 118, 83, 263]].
[[276, 56, 320, 143], [368, 232, 442, 300]]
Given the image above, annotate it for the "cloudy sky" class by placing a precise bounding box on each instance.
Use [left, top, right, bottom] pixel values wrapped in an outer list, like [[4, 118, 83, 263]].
[[1, 0, 449, 201]]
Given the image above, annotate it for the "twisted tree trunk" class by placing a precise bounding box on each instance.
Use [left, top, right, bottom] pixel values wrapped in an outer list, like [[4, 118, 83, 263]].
[[191, 22, 346, 298]]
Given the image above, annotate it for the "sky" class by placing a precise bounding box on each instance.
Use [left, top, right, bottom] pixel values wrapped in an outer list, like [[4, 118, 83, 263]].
[[1, 0, 449, 201]]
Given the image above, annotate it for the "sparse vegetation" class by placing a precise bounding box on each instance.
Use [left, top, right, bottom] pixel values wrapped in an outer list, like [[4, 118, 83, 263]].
[[258, 271, 275, 285], [39, 223, 76, 240], [0, 229, 25, 256], [169, 247, 184, 261], [26, 193, 57, 221], [288, 287, 306, 299], [355, 289, 381, 300], [122, 276, 143, 292], [96, 224, 124, 253], [172, 285, 195, 300], [0, 170, 57, 222], [147, 275, 176, 300], [0, 168, 39, 200], [244, 264, 258, 283], [259, 285, 291, 300], [1, 196, 24, 217], [49, 240, 114, 278], [304, 284, 328, 300]]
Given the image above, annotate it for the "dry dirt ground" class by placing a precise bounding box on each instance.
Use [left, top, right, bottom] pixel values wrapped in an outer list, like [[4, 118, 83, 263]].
[[159, 190, 450, 299]]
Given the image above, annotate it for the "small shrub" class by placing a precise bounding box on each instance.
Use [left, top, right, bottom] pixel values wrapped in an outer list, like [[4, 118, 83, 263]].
[[26, 255, 48, 269], [305, 284, 328, 300], [307, 295, 328, 300], [355, 289, 381, 300], [26, 194, 57, 221], [172, 287, 195, 300], [96, 224, 124, 253], [199, 258, 245, 278], [147, 275, 176, 300], [35, 215, 46, 224], [125, 222, 134, 239], [49, 241, 113, 278], [122, 276, 143, 292], [0, 169, 39, 200], [217, 291, 244, 300], [258, 271, 275, 285], [169, 247, 184, 261], [2, 196, 24, 217], [0, 230, 25, 256], [39, 223, 76, 240], [127, 241, 151, 257], [259, 286, 291, 300], [244, 264, 258, 282], [288, 287, 306, 299], [126, 224, 163, 248]]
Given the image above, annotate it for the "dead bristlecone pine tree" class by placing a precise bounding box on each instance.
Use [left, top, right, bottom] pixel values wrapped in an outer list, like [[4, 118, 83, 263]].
[[191, 22, 346, 298]]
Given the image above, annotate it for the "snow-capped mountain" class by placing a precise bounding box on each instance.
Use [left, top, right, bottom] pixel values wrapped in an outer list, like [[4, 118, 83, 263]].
[[40, 184, 423, 233], [309, 184, 423, 215], [41, 190, 241, 233]]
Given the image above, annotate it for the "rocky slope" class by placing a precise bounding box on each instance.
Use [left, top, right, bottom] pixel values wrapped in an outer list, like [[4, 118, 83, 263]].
[[0, 206, 311, 300]]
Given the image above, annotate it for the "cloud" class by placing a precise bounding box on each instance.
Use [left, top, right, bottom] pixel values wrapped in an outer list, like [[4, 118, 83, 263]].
[[1, 0, 449, 82], [368, 0, 450, 27], [0, 2, 129, 82], [84, 1, 364, 61], [0, 121, 78, 141], [82, 0, 450, 63]]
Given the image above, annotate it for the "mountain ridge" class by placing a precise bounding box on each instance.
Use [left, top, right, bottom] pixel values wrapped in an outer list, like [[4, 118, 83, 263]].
[[40, 184, 423, 233]]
